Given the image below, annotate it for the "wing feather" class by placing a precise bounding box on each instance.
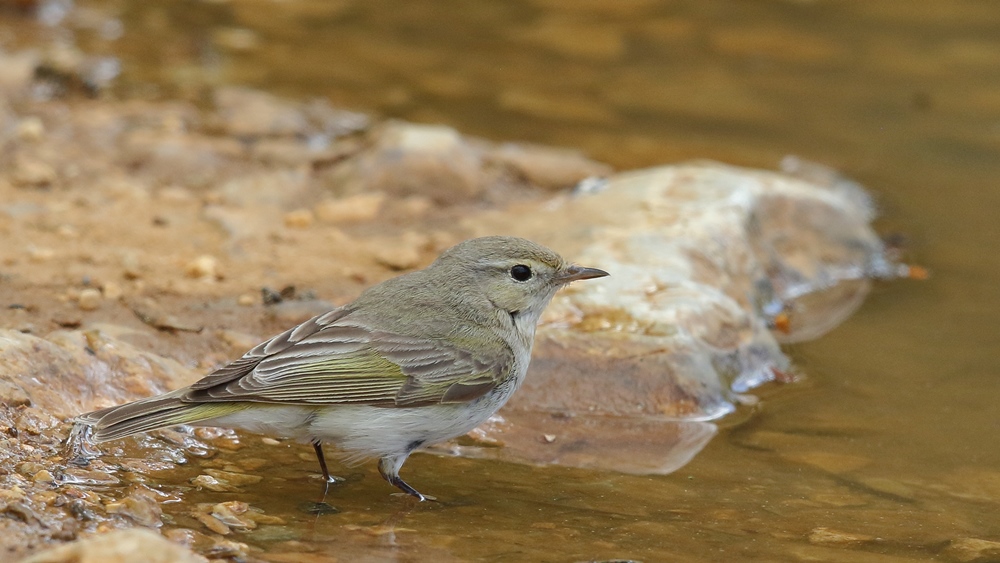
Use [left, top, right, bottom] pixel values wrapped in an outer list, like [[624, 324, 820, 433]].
[[182, 308, 512, 407]]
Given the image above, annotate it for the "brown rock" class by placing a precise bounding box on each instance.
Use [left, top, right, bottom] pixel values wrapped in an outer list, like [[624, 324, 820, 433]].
[[183, 255, 219, 281], [77, 288, 102, 311], [20, 528, 203, 563], [102, 487, 163, 528], [808, 527, 874, 545], [16, 116, 45, 142], [945, 538, 1000, 562]]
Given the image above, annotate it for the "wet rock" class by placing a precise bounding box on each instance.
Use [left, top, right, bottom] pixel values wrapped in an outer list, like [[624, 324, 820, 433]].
[[203, 468, 263, 487], [0, 328, 197, 417], [808, 527, 874, 545], [163, 526, 251, 559], [20, 528, 203, 563], [190, 474, 237, 493], [60, 467, 120, 486], [103, 486, 163, 528], [441, 162, 907, 474], [441, 412, 717, 476], [944, 538, 1000, 562], [209, 501, 255, 530]]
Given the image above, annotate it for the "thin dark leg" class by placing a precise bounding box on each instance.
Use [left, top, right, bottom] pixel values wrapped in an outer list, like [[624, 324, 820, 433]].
[[312, 441, 335, 483], [378, 454, 430, 501]]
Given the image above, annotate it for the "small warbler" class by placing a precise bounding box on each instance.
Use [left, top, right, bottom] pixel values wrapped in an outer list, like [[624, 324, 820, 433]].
[[75, 236, 608, 500]]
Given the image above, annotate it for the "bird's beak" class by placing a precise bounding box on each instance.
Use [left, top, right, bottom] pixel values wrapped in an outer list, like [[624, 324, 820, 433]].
[[554, 264, 610, 284]]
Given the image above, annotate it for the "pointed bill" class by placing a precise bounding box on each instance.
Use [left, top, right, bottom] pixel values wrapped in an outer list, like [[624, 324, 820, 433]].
[[553, 264, 609, 284]]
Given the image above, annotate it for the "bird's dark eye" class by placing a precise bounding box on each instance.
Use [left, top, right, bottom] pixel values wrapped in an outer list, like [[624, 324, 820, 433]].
[[510, 264, 533, 282]]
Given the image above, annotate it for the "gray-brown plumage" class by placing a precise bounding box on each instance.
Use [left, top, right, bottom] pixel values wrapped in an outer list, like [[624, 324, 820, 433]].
[[74, 236, 608, 499]]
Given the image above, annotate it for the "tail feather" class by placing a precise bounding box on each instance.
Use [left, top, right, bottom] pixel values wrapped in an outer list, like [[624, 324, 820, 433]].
[[77, 389, 248, 442]]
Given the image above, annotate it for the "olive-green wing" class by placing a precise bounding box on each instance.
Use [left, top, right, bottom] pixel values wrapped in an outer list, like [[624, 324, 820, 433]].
[[183, 309, 511, 407]]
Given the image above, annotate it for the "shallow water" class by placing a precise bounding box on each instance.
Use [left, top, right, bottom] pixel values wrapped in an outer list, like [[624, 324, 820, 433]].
[[13, 0, 1000, 560]]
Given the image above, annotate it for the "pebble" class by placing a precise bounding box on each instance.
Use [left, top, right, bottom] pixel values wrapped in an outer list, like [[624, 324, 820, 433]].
[[210, 501, 256, 530], [16, 117, 45, 142], [184, 255, 219, 280], [237, 293, 256, 306], [32, 469, 54, 483], [102, 282, 123, 300], [190, 474, 236, 492], [194, 510, 232, 535], [103, 488, 163, 527], [77, 288, 102, 311], [204, 468, 263, 486]]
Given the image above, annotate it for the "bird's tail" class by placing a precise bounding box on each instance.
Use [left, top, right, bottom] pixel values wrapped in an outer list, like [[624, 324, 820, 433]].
[[75, 389, 248, 442]]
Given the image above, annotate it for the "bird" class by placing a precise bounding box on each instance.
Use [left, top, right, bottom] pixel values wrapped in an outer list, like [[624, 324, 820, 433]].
[[73, 236, 608, 500]]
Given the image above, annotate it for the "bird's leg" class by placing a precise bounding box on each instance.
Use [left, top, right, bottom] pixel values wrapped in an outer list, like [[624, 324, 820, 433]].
[[378, 453, 432, 501], [312, 440, 336, 484]]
